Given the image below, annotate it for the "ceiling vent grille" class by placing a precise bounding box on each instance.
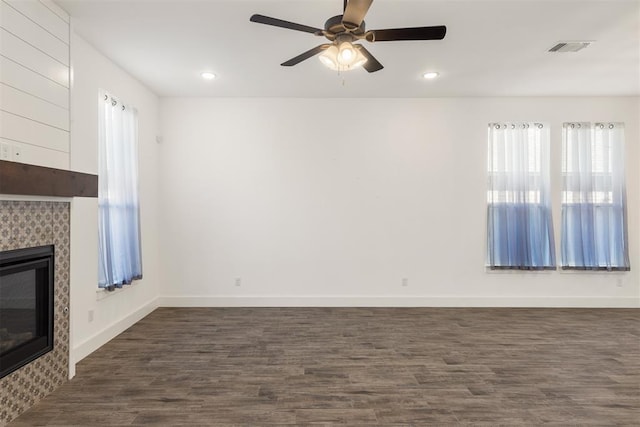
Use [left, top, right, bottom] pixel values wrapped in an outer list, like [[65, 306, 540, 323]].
[[548, 41, 592, 53]]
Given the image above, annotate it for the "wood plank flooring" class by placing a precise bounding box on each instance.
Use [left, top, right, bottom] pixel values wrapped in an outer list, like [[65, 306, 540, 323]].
[[10, 307, 640, 426]]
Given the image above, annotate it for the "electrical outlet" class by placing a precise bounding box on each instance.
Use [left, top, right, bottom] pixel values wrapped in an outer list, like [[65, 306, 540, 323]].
[[0, 142, 9, 160], [235, 278, 241, 287], [616, 278, 623, 287], [402, 278, 408, 287], [88, 309, 94, 322], [11, 145, 22, 160]]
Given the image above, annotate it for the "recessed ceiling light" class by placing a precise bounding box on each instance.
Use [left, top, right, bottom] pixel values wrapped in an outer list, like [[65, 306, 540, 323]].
[[422, 71, 439, 80], [201, 72, 216, 80]]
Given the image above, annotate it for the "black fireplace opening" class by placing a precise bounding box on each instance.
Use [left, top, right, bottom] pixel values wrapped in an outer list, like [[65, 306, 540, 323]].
[[0, 245, 54, 379]]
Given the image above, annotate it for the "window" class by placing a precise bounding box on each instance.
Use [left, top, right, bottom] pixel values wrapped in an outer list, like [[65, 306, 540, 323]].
[[98, 91, 142, 289], [561, 122, 629, 270], [486, 123, 555, 269]]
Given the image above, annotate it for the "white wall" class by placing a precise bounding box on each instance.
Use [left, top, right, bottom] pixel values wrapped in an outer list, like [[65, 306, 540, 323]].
[[69, 33, 161, 372], [0, 0, 70, 168], [159, 97, 639, 307]]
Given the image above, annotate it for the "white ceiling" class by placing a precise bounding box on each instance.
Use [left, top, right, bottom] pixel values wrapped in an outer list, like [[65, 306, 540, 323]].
[[56, 0, 640, 98]]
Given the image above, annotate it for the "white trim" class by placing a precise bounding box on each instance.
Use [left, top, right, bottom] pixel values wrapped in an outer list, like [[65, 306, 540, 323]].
[[158, 295, 640, 308], [71, 297, 158, 364], [0, 194, 72, 202]]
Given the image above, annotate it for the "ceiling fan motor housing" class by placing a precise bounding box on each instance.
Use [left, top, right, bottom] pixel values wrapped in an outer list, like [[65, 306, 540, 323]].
[[324, 15, 366, 40]]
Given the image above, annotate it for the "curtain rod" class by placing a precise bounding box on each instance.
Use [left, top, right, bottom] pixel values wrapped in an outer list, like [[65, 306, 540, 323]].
[[490, 123, 545, 129], [103, 94, 126, 110], [565, 122, 618, 129]]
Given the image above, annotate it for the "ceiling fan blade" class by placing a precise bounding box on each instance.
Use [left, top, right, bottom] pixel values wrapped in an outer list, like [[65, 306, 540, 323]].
[[342, 0, 373, 29], [370, 26, 447, 42], [355, 45, 383, 73], [281, 44, 331, 67], [250, 14, 322, 34]]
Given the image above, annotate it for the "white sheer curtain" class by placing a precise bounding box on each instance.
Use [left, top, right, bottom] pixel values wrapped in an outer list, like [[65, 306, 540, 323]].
[[98, 90, 143, 288], [561, 122, 629, 270], [486, 123, 555, 269]]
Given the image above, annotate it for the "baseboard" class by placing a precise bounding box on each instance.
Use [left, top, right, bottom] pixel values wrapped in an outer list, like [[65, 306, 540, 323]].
[[72, 297, 159, 364], [158, 295, 640, 308]]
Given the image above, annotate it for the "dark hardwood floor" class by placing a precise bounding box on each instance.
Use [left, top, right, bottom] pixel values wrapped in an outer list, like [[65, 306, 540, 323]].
[[10, 307, 640, 426]]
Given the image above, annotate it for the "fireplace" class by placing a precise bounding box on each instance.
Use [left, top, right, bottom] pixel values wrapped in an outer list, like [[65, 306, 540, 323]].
[[0, 245, 54, 379], [0, 200, 70, 424]]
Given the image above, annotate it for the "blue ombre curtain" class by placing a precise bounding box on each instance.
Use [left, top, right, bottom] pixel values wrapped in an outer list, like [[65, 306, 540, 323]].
[[486, 123, 555, 269], [98, 90, 143, 288], [561, 123, 629, 270]]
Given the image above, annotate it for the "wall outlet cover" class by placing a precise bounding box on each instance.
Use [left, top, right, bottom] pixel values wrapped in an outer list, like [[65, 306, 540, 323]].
[[0, 143, 10, 160]]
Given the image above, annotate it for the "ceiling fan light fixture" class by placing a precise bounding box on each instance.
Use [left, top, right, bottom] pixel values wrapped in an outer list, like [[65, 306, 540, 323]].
[[319, 43, 367, 71], [352, 56, 368, 69], [337, 41, 355, 65], [319, 47, 338, 69]]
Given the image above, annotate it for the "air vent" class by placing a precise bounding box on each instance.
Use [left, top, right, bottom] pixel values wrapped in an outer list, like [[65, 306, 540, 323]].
[[548, 41, 592, 53]]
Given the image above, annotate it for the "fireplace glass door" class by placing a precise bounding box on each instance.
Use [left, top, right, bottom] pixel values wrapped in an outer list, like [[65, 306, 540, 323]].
[[0, 245, 54, 378]]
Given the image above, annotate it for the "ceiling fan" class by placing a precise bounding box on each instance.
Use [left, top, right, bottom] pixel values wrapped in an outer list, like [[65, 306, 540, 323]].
[[249, 0, 446, 73]]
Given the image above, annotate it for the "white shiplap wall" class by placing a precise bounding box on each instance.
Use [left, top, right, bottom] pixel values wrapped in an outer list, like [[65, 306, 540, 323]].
[[0, 0, 70, 169]]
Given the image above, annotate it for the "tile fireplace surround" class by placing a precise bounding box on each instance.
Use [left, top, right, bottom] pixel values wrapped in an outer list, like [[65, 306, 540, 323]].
[[0, 201, 70, 425]]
